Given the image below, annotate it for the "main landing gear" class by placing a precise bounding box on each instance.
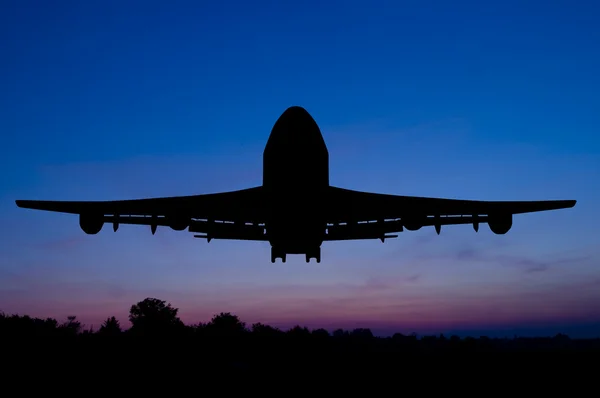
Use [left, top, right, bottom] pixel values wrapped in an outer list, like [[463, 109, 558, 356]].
[[270, 246, 321, 263], [271, 246, 286, 263], [305, 247, 321, 263]]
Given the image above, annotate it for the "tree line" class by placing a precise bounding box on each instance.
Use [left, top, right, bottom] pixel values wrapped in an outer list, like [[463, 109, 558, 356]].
[[2, 297, 599, 354]]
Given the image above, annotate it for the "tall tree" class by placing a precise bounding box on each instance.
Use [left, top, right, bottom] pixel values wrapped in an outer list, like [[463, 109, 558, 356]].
[[129, 297, 183, 335], [99, 316, 122, 335]]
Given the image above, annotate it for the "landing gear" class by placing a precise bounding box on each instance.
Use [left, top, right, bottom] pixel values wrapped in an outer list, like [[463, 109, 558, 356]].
[[270, 245, 322, 263], [305, 247, 321, 263], [271, 246, 286, 263]]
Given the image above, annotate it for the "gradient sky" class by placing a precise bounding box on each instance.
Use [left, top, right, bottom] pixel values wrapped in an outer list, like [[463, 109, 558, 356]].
[[1, 0, 599, 337]]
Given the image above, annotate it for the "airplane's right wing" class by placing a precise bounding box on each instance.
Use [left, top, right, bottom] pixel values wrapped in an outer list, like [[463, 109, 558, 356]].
[[16, 186, 269, 241], [323, 186, 576, 241]]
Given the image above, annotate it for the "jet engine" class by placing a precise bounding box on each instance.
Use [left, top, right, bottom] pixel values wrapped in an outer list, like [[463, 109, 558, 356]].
[[168, 214, 189, 231], [488, 213, 512, 235], [402, 216, 423, 231], [79, 213, 104, 235]]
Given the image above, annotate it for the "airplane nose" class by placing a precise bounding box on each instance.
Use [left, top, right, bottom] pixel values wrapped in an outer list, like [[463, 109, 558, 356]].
[[274, 106, 315, 133], [283, 106, 309, 115], [265, 106, 327, 154]]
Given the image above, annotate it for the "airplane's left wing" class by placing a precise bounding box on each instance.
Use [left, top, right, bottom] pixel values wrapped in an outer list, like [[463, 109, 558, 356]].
[[324, 186, 576, 241], [15, 186, 268, 241]]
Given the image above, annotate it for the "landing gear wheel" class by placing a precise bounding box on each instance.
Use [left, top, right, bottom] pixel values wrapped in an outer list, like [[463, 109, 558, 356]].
[[271, 246, 286, 263], [305, 247, 321, 263]]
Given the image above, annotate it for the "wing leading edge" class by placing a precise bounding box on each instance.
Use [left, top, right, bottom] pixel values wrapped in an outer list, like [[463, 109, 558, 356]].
[[324, 186, 576, 241], [15, 186, 268, 241]]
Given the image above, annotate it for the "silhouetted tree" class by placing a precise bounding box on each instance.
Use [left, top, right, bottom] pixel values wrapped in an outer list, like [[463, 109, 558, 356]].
[[98, 316, 121, 335], [252, 322, 282, 336], [206, 312, 246, 337], [188, 322, 207, 336], [288, 325, 311, 337], [312, 328, 330, 338], [59, 315, 82, 335], [129, 297, 183, 335], [81, 326, 95, 335], [351, 328, 373, 339], [0, 313, 61, 336], [333, 328, 349, 338]]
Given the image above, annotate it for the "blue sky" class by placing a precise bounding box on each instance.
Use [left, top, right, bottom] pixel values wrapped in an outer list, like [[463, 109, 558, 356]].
[[1, 0, 599, 337]]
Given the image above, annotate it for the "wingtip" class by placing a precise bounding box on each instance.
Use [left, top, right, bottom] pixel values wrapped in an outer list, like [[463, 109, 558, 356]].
[[15, 200, 33, 209]]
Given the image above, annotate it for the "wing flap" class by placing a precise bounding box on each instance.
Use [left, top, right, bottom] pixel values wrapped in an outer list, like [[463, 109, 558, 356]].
[[326, 215, 489, 241], [101, 215, 268, 241]]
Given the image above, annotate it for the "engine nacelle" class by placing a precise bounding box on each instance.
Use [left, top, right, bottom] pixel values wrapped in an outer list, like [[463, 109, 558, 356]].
[[79, 213, 104, 235], [488, 213, 513, 235], [403, 217, 423, 231], [168, 214, 190, 231]]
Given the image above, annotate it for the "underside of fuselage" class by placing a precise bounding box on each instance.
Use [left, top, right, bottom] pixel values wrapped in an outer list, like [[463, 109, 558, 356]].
[[262, 106, 329, 263]]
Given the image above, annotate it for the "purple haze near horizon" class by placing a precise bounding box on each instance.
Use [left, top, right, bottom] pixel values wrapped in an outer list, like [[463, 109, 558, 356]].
[[1, 0, 599, 337]]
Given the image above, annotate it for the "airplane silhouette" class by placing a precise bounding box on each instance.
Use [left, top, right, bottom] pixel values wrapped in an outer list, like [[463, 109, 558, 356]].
[[16, 106, 576, 263]]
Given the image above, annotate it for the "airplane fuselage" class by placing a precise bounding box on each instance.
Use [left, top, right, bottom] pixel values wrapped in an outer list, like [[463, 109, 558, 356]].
[[262, 106, 329, 261]]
